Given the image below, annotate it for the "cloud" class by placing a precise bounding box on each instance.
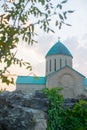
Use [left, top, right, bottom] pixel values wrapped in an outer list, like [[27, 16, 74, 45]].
[[64, 36, 87, 76], [14, 33, 87, 77]]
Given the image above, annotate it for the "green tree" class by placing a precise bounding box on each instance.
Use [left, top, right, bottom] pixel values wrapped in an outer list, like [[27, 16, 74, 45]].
[[43, 88, 87, 130], [43, 88, 64, 130], [0, 0, 74, 84]]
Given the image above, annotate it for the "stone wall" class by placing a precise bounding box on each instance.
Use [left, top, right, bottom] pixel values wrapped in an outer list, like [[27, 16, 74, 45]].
[[63, 97, 87, 109], [46, 66, 85, 98], [0, 90, 49, 130], [16, 84, 46, 94]]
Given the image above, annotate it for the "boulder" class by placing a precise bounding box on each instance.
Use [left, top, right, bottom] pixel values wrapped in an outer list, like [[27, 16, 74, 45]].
[[0, 90, 49, 130]]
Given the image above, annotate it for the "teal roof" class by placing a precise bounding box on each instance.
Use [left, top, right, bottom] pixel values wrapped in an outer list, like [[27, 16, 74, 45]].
[[84, 78, 87, 90], [16, 76, 46, 84], [84, 78, 87, 86], [46, 41, 73, 58]]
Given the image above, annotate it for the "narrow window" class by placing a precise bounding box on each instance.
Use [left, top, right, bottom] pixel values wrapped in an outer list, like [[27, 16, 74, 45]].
[[54, 59, 56, 71], [46, 61, 48, 72], [60, 58, 62, 69], [65, 59, 67, 66], [49, 60, 51, 72]]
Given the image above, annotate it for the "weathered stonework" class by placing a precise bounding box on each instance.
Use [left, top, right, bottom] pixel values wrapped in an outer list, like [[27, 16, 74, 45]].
[[0, 90, 49, 130], [63, 97, 87, 109], [17, 84, 45, 94], [46, 66, 85, 98]]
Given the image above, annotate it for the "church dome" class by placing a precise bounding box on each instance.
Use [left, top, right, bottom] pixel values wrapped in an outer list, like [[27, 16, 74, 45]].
[[46, 41, 73, 58]]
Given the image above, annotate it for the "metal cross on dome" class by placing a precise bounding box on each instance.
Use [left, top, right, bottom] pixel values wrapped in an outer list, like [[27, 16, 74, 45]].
[[58, 37, 60, 41]]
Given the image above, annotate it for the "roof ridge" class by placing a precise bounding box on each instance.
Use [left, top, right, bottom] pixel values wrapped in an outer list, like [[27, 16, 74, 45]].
[[47, 65, 85, 78]]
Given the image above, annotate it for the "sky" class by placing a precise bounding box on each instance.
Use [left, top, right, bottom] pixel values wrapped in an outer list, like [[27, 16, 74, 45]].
[[16, 0, 87, 76], [1, 0, 87, 90]]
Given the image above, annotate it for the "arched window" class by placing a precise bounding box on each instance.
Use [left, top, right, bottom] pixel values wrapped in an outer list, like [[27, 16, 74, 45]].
[[49, 60, 51, 72], [54, 59, 56, 71]]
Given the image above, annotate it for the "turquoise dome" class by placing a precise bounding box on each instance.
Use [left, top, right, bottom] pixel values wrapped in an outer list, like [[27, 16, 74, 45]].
[[46, 41, 73, 58]]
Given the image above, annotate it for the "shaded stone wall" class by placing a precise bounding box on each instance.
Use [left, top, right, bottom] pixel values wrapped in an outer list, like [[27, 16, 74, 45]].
[[0, 90, 49, 130], [16, 84, 46, 94], [63, 97, 87, 109]]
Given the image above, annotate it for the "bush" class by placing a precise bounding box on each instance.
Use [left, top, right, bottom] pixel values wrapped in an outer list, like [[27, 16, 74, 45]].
[[43, 88, 64, 130]]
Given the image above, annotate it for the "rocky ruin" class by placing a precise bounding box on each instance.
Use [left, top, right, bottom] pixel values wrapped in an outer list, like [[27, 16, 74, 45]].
[[0, 90, 49, 130]]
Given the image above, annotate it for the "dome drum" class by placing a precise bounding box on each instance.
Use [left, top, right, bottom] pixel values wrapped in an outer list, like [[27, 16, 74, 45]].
[[45, 41, 73, 76]]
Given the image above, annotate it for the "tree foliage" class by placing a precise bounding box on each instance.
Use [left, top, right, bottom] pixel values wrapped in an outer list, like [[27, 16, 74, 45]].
[[0, 0, 74, 84], [43, 88, 64, 130], [43, 88, 87, 130], [63, 100, 87, 130]]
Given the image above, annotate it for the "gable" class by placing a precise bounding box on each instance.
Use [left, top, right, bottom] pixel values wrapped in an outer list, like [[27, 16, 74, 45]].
[[47, 66, 85, 79]]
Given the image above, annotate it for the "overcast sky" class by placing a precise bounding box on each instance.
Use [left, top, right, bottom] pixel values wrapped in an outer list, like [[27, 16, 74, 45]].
[[1, 0, 87, 90], [14, 0, 87, 78]]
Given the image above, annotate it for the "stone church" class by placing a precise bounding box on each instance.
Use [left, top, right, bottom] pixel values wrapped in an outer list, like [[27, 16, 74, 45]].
[[16, 40, 87, 98]]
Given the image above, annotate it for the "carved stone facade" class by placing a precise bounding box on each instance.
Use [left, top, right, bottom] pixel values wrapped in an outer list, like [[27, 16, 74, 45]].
[[46, 66, 85, 98]]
